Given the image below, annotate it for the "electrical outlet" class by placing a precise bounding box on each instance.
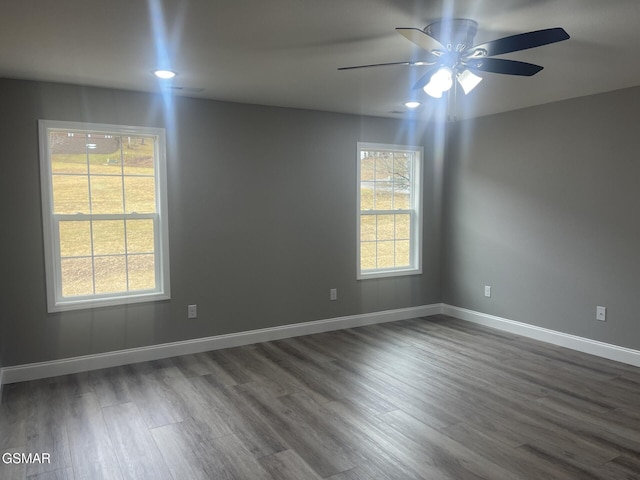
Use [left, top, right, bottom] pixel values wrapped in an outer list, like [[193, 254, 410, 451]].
[[484, 285, 491, 298], [596, 306, 606, 322], [188, 304, 197, 319], [330, 288, 337, 301]]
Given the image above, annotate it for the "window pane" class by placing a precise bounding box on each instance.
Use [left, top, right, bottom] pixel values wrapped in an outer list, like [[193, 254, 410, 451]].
[[395, 214, 410, 239], [59, 221, 92, 257], [374, 182, 393, 210], [86, 141, 119, 174], [360, 216, 376, 242], [360, 156, 375, 181], [51, 132, 89, 174], [395, 240, 410, 267], [93, 220, 125, 255], [124, 176, 156, 213], [377, 241, 395, 268], [394, 191, 411, 210], [393, 156, 411, 209], [51, 132, 87, 170], [94, 256, 127, 294], [360, 182, 374, 210], [126, 219, 155, 253], [89, 160, 122, 175], [123, 136, 155, 176], [128, 254, 156, 290], [52, 153, 88, 174], [90, 176, 124, 214], [360, 242, 377, 270], [375, 155, 393, 181], [377, 215, 394, 241], [61, 257, 94, 297], [393, 156, 411, 186], [52, 175, 90, 214]]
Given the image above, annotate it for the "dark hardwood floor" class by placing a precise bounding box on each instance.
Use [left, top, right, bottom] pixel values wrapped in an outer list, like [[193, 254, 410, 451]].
[[2, 314, 640, 479]]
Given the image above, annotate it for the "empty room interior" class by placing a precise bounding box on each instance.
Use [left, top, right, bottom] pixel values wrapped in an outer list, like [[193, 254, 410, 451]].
[[1, 1, 639, 479]]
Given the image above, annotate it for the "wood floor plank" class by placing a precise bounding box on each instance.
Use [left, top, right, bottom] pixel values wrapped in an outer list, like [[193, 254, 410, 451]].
[[102, 402, 173, 480], [532, 395, 640, 459], [516, 443, 609, 480], [162, 374, 234, 440], [123, 364, 189, 429], [258, 449, 323, 480], [319, 360, 399, 415], [26, 467, 75, 480], [327, 462, 414, 480], [224, 345, 310, 398], [23, 380, 72, 477], [378, 409, 529, 480], [204, 348, 257, 385], [0, 382, 29, 450], [205, 433, 273, 480], [600, 455, 640, 478], [280, 336, 340, 365], [65, 392, 123, 480], [88, 366, 136, 408], [150, 420, 222, 480], [322, 400, 436, 480], [189, 376, 288, 458], [326, 358, 460, 430], [151, 421, 271, 480], [259, 341, 397, 413], [442, 421, 598, 480], [233, 382, 360, 477], [171, 353, 221, 378], [37, 373, 92, 398], [0, 447, 27, 480], [252, 342, 342, 403]]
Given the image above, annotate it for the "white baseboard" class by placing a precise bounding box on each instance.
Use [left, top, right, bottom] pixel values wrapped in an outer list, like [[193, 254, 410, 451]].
[[1, 304, 441, 384], [3, 302, 638, 387], [442, 304, 640, 368]]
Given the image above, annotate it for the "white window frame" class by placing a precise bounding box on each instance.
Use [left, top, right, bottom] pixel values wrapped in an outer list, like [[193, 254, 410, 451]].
[[357, 142, 423, 280], [39, 120, 171, 312]]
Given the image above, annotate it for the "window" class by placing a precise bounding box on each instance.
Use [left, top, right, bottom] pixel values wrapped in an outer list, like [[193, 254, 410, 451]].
[[357, 142, 423, 279], [39, 120, 170, 312]]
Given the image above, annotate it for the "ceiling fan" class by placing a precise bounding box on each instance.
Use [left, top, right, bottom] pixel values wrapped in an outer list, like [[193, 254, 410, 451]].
[[338, 19, 570, 99]]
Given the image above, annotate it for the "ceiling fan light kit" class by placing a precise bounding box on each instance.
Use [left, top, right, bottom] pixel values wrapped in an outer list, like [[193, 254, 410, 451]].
[[423, 66, 453, 98], [339, 18, 569, 104], [456, 69, 483, 95]]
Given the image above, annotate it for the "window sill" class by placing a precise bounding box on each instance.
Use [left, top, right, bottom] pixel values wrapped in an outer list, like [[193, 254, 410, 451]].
[[357, 268, 422, 280], [48, 291, 170, 313]]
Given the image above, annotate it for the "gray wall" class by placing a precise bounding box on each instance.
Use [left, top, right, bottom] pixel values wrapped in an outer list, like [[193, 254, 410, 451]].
[[0, 78, 443, 367], [443, 86, 640, 350]]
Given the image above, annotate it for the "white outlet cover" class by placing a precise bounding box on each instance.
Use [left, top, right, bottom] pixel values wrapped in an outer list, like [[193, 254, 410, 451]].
[[596, 306, 606, 321], [484, 286, 491, 298]]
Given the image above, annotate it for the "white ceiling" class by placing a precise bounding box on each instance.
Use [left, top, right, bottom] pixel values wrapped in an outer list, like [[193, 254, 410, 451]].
[[1, 0, 639, 120]]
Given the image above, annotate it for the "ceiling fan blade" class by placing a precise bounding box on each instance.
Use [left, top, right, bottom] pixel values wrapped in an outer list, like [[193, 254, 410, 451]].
[[466, 58, 543, 76], [411, 66, 440, 90], [396, 27, 444, 52], [470, 27, 569, 57], [338, 60, 435, 71]]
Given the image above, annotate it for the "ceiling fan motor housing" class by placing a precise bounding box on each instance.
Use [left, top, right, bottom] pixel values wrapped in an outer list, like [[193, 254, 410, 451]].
[[426, 18, 478, 52]]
